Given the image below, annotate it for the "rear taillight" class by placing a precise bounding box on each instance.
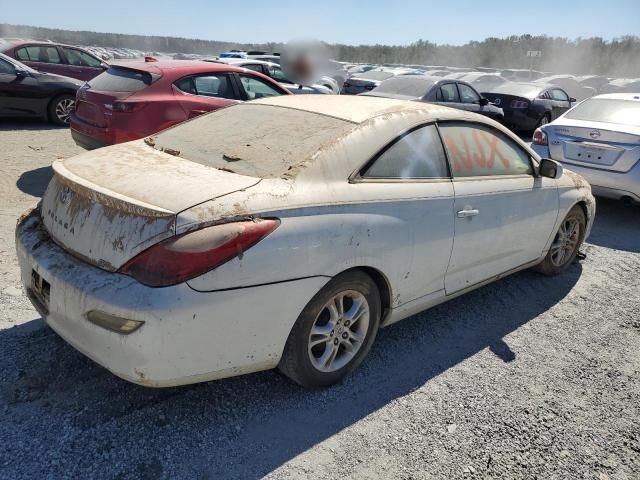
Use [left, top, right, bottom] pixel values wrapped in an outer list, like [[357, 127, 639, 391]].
[[532, 128, 548, 146], [119, 219, 280, 287], [510, 100, 529, 108], [104, 101, 147, 113]]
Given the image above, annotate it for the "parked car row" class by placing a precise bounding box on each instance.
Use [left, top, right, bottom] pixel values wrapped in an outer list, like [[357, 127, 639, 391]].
[[1, 40, 638, 205]]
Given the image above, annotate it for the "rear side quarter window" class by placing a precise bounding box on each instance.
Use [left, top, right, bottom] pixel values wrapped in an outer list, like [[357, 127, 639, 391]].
[[361, 124, 449, 179]]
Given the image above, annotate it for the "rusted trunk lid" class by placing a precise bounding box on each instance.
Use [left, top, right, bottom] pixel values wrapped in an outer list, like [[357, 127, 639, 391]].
[[42, 141, 260, 271]]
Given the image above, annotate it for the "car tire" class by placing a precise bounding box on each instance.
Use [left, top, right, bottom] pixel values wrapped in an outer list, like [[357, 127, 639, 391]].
[[537, 113, 551, 129], [278, 270, 381, 388], [48, 94, 75, 126], [533, 205, 586, 276]]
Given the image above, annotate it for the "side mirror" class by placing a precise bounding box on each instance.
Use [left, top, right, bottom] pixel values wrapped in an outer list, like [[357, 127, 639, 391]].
[[569, 97, 577, 102], [14, 69, 28, 77], [539, 158, 564, 179], [100, 62, 109, 70], [479, 97, 489, 106]]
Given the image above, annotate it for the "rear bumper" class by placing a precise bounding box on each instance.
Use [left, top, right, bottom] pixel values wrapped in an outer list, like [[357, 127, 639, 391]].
[[70, 127, 111, 150], [566, 163, 640, 202], [16, 208, 329, 387], [69, 113, 144, 150], [533, 144, 640, 202], [70, 114, 115, 150], [502, 108, 541, 131]]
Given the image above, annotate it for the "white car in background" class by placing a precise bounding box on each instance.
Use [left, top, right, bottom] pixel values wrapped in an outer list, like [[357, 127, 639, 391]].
[[532, 93, 640, 204], [17, 96, 594, 389], [208, 58, 334, 94]]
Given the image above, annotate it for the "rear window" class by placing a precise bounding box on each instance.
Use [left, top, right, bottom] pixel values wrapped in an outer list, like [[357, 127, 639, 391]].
[[88, 67, 158, 92], [487, 82, 541, 98], [564, 98, 640, 127], [150, 104, 355, 179], [373, 77, 436, 97]]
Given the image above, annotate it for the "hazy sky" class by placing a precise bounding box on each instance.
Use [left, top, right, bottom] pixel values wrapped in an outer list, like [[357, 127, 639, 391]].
[[3, 0, 639, 45]]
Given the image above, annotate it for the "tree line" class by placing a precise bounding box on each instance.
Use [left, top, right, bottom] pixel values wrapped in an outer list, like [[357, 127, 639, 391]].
[[2, 24, 639, 77]]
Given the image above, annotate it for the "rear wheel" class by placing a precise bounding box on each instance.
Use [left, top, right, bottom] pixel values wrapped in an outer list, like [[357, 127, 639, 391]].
[[48, 94, 75, 126], [534, 205, 586, 275], [537, 113, 551, 128], [278, 271, 381, 388]]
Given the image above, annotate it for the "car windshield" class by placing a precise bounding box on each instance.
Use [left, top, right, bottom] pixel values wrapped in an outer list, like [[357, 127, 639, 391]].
[[150, 104, 356, 179], [564, 98, 640, 127], [373, 77, 436, 97]]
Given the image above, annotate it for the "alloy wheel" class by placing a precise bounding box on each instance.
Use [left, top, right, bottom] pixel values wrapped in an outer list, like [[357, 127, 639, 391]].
[[55, 98, 75, 124], [307, 290, 370, 373], [550, 216, 580, 267]]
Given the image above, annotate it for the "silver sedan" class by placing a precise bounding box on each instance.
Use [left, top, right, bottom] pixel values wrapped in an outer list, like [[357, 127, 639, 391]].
[[532, 93, 640, 204]]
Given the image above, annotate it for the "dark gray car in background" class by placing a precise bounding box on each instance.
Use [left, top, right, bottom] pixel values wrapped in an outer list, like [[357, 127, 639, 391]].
[[0, 52, 83, 125], [360, 75, 504, 121], [482, 82, 576, 132]]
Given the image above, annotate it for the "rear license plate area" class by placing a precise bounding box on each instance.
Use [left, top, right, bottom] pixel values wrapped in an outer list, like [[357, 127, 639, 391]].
[[28, 269, 50, 317], [564, 142, 621, 166]]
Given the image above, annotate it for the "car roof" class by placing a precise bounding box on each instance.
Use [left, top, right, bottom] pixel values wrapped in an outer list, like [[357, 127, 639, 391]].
[[212, 58, 275, 67], [590, 93, 640, 101], [108, 60, 249, 76], [252, 94, 476, 124], [3, 40, 87, 50]]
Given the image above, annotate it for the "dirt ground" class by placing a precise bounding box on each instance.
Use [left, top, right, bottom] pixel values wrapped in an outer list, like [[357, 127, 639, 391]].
[[0, 120, 638, 480]]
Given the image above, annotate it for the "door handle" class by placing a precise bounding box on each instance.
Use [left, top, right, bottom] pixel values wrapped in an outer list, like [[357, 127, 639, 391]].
[[457, 207, 480, 218]]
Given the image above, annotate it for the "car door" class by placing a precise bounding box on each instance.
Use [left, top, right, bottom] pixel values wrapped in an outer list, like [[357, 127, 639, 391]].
[[14, 45, 67, 77], [455, 82, 481, 114], [0, 57, 18, 115], [60, 47, 105, 81], [355, 123, 455, 302], [550, 88, 572, 119], [438, 121, 559, 294], [433, 82, 461, 110], [0, 58, 44, 117], [173, 72, 242, 118]]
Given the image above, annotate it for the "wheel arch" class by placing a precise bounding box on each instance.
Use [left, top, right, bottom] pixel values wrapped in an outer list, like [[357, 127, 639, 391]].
[[575, 200, 589, 223], [46, 90, 77, 120], [337, 266, 392, 322]]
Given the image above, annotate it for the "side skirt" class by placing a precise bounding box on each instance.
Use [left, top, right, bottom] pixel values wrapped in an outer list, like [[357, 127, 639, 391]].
[[381, 257, 544, 327]]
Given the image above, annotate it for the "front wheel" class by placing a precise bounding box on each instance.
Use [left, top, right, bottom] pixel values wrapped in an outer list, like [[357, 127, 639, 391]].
[[48, 94, 75, 126], [278, 271, 381, 388], [534, 205, 586, 275]]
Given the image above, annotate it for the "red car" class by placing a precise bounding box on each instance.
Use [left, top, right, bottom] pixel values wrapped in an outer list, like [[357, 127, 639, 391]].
[[1, 41, 107, 82], [70, 60, 291, 149]]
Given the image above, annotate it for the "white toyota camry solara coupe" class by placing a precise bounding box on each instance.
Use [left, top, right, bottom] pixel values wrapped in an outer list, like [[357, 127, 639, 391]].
[[16, 95, 595, 388]]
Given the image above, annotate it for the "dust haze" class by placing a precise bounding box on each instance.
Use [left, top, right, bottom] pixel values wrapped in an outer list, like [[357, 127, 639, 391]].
[[2, 23, 639, 78]]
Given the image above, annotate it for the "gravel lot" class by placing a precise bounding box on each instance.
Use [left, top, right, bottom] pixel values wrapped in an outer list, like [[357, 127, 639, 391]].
[[0, 120, 638, 480]]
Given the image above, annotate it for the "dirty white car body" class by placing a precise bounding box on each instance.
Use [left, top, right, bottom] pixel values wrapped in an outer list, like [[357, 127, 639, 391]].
[[16, 96, 595, 387]]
